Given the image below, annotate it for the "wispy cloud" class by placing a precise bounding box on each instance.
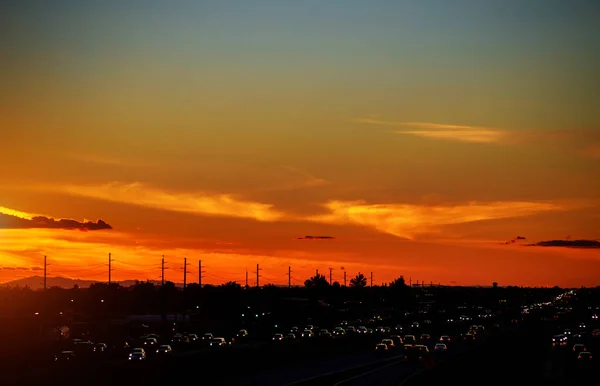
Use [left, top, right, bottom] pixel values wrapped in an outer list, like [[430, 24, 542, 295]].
[[308, 200, 563, 239], [355, 118, 505, 143], [0, 206, 112, 231], [68, 154, 151, 167], [280, 165, 329, 189], [51, 182, 284, 222], [295, 236, 336, 240]]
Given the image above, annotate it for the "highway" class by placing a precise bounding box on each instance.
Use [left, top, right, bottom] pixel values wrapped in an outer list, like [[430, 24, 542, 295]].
[[217, 337, 476, 386]]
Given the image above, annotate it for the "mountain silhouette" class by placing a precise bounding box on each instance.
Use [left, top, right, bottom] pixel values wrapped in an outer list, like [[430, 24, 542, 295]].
[[0, 276, 183, 290]]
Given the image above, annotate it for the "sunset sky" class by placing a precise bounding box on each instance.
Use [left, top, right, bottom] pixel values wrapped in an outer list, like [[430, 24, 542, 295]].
[[1, 1, 599, 287]]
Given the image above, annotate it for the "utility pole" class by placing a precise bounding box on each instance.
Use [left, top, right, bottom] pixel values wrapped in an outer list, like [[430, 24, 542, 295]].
[[245, 270, 249, 287], [287, 266, 291, 289], [198, 260, 205, 288], [161, 255, 165, 286], [183, 258, 187, 290], [329, 268, 333, 285], [316, 269, 319, 277], [108, 253, 112, 285], [344, 271, 347, 287], [43, 255, 47, 291], [370, 272, 373, 287], [256, 264, 261, 287], [409, 277, 412, 287]]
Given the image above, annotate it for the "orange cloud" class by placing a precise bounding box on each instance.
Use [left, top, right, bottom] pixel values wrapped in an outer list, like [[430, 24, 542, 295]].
[[0, 206, 42, 220], [308, 200, 563, 239], [0, 206, 112, 231], [355, 118, 505, 143], [51, 182, 285, 222]]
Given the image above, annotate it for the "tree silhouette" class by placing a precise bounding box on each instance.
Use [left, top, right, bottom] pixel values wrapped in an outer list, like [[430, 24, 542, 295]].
[[304, 274, 329, 289], [389, 276, 406, 288], [221, 281, 242, 289], [349, 273, 367, 288]]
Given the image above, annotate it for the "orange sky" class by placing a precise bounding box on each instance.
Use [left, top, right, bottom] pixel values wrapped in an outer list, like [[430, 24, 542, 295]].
[[1, 2, 600, 287]]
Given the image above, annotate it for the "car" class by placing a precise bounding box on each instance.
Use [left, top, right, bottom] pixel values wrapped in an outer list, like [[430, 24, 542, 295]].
[[345, 326, 356, 334], [272, 333, 284, 341], [390, 335, 403, 346], [381, 339, 395, 349], [210, 337, 229, 348], [156, 345, 172, 355], [285, 333, 296, 340], [572, 344, 587, 353], [577, 352, 592, 361], [419, 334, 431, 341], [202, 333, 214, 341], [404, 335, 416, 345], [404, 344, 429, 362], [301, 329, 314, 338], [439, 335, 451, 342], [552, 334, 567, 344], [319, 331, 333, 339], [188, 334, 199, 342], [144, 337, 157, 347], [93, 343, 107, 353], [592, 329, 600, 337], [357, 326, 368, 334], [129, 348, 146, 361], [375, 343, 388, 354], [434, 343, 447, 352], [333, 327, 346, 336], [54, 351, 75, 362]]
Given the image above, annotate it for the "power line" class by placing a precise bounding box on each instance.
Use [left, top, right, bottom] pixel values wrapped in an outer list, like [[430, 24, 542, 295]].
[[161, 256, 165, 286], [43, 255, 47, 291], [256, 264, 261, 287], [198, 260, 206, 288], [183, 258, 188, 289], [108, 253, 113, 284]]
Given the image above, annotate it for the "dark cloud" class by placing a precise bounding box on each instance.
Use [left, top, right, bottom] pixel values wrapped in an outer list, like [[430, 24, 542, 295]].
[[0, 213, 112, 231], [503, 236, 526, 244], [295, 235, 335, 240], [526, 239, 600, 248]]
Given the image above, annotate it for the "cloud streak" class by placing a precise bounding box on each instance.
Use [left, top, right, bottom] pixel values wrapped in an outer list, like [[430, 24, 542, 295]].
[[308, 200, 563, 239], [0, 207, 112, 231], [53, 182, 284, 222], [295, 236, 336, 240], [355, 118, 505, 143], [526, 239, 600, 248]]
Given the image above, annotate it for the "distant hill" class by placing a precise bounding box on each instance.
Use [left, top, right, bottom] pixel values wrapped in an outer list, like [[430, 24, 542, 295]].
[[0, 276, 180, 290]]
